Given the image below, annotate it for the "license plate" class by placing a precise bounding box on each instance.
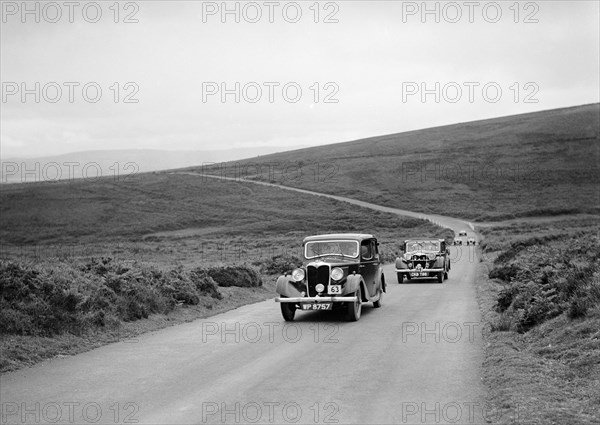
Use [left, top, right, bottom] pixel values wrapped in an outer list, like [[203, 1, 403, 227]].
[[328, 285, 341, 295], [411, 272, 429, 277], [302, 303, 332, 311]]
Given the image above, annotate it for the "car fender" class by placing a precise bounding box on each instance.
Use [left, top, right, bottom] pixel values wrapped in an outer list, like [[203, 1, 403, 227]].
[[343, 274, 364, 297], [434, 257, 445, 268], [395, 257, 406, 269], [374, 266, 386, 293], [275, 276, 303, 298]]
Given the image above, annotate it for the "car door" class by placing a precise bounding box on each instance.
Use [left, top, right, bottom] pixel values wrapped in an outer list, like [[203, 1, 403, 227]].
[[359, 239, 378, 297]]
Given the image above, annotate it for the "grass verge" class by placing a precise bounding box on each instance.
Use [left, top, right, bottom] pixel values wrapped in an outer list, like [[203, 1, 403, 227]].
[[474, 218, 600, 424]]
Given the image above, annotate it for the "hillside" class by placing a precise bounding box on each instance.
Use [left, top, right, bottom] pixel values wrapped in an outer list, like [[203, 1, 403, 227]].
[[0, 146, 305, 184], [0, 173, 444, 267], [187, 104, 600, 221]]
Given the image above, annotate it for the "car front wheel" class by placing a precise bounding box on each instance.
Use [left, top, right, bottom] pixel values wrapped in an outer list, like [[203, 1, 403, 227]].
[[397, 272, 404, 284], [437, 272, 444, 283], [346, 287, 362, 321], [280, 300, 296, 321]]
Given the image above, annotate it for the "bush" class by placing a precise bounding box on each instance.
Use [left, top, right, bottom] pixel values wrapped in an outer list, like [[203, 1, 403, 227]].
[[0, 305, 34, 334], [496, 284, 521, 312], [568, 273, 600, 319], [189, 270, 223, 299], [0, 258, 226, 336], [489, 234, 600, 332], [200, 265, 263, 288], [253, 254, 303, 275], [489, 264, 520, 282]]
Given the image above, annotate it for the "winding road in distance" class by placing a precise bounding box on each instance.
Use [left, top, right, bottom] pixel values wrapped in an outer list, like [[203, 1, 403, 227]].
[[2, 173, 487, 425]]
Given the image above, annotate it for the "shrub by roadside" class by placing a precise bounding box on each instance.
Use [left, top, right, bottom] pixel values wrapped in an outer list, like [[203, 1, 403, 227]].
[[0, 258, 271, 338], [252, 254, 303, 275], [0, 258, 279, 372], [488, 234, 600, 332], [199, 264, 263, 287]]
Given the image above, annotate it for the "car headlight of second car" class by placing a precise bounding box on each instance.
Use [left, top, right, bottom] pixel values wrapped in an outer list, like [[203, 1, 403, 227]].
[[330, 267, 344, 281], [291, 268, 305, 282]]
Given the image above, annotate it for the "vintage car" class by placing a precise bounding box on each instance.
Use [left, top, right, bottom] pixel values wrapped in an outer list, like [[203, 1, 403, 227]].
[[466, 237, 477, 245], [275, 233, 386, 322], [458, 230, 468, 236], [395, 238, 450, 283]]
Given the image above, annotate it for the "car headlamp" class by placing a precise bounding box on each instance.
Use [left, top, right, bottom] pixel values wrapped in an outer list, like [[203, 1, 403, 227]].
[[330, 267, 344, 281], [291, 268, 305, 282], [428, 253, 437, 261]]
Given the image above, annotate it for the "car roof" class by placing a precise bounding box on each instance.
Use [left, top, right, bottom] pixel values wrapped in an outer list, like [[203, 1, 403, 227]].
[[303, 233, 374, 243]]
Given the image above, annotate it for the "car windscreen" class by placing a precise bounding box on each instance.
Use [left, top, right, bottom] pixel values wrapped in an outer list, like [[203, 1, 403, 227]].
[[406, 241, 440, 252], [305, 240, 359, 259]]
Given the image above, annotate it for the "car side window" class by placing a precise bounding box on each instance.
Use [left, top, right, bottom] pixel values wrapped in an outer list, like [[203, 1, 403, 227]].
[[361, 240, 373, 260]]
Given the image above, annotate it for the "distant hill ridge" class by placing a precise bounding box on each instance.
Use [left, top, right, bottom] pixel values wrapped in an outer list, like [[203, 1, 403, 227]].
[[0, 146, 307, 184], [185, 103, 600, 220]]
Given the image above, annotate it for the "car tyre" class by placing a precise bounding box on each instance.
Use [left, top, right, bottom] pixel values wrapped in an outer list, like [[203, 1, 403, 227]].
[[437, 272, 444, 283], [444, 271, 449, 280], [346, 287, 362, 321], [397, 272, 404, 284], [280, 301, 296, 321]]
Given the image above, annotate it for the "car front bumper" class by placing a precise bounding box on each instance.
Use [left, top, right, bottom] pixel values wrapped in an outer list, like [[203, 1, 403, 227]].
[[275, 296, 358, 303]]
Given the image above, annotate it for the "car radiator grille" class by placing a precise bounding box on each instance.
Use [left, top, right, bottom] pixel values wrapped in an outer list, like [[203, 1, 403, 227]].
[[411, 255, 427, 269], [307, 264, 330, 296], [411, 255, 436, 269]]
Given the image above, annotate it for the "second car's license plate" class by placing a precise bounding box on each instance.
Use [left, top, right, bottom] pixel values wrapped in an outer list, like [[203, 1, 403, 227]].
[[302, 303, 332, 311], [411, 272, 429, 277]]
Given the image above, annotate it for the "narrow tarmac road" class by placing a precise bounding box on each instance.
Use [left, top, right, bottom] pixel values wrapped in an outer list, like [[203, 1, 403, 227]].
[[1, 175, 487, 425]]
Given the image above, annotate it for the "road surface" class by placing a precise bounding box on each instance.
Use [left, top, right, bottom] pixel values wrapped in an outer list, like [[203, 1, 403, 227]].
[[1, 176, 486, 424]]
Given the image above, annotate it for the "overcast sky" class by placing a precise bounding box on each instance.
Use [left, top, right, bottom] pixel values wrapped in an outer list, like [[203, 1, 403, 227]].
[[1, 0, 599, 158]]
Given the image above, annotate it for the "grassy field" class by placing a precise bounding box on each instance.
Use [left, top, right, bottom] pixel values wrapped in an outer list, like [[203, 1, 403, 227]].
[[0, 172, 447, 371], [475, 218, 599, 424], [188, 103, 600, 221], [0, 172, 446, 256]]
